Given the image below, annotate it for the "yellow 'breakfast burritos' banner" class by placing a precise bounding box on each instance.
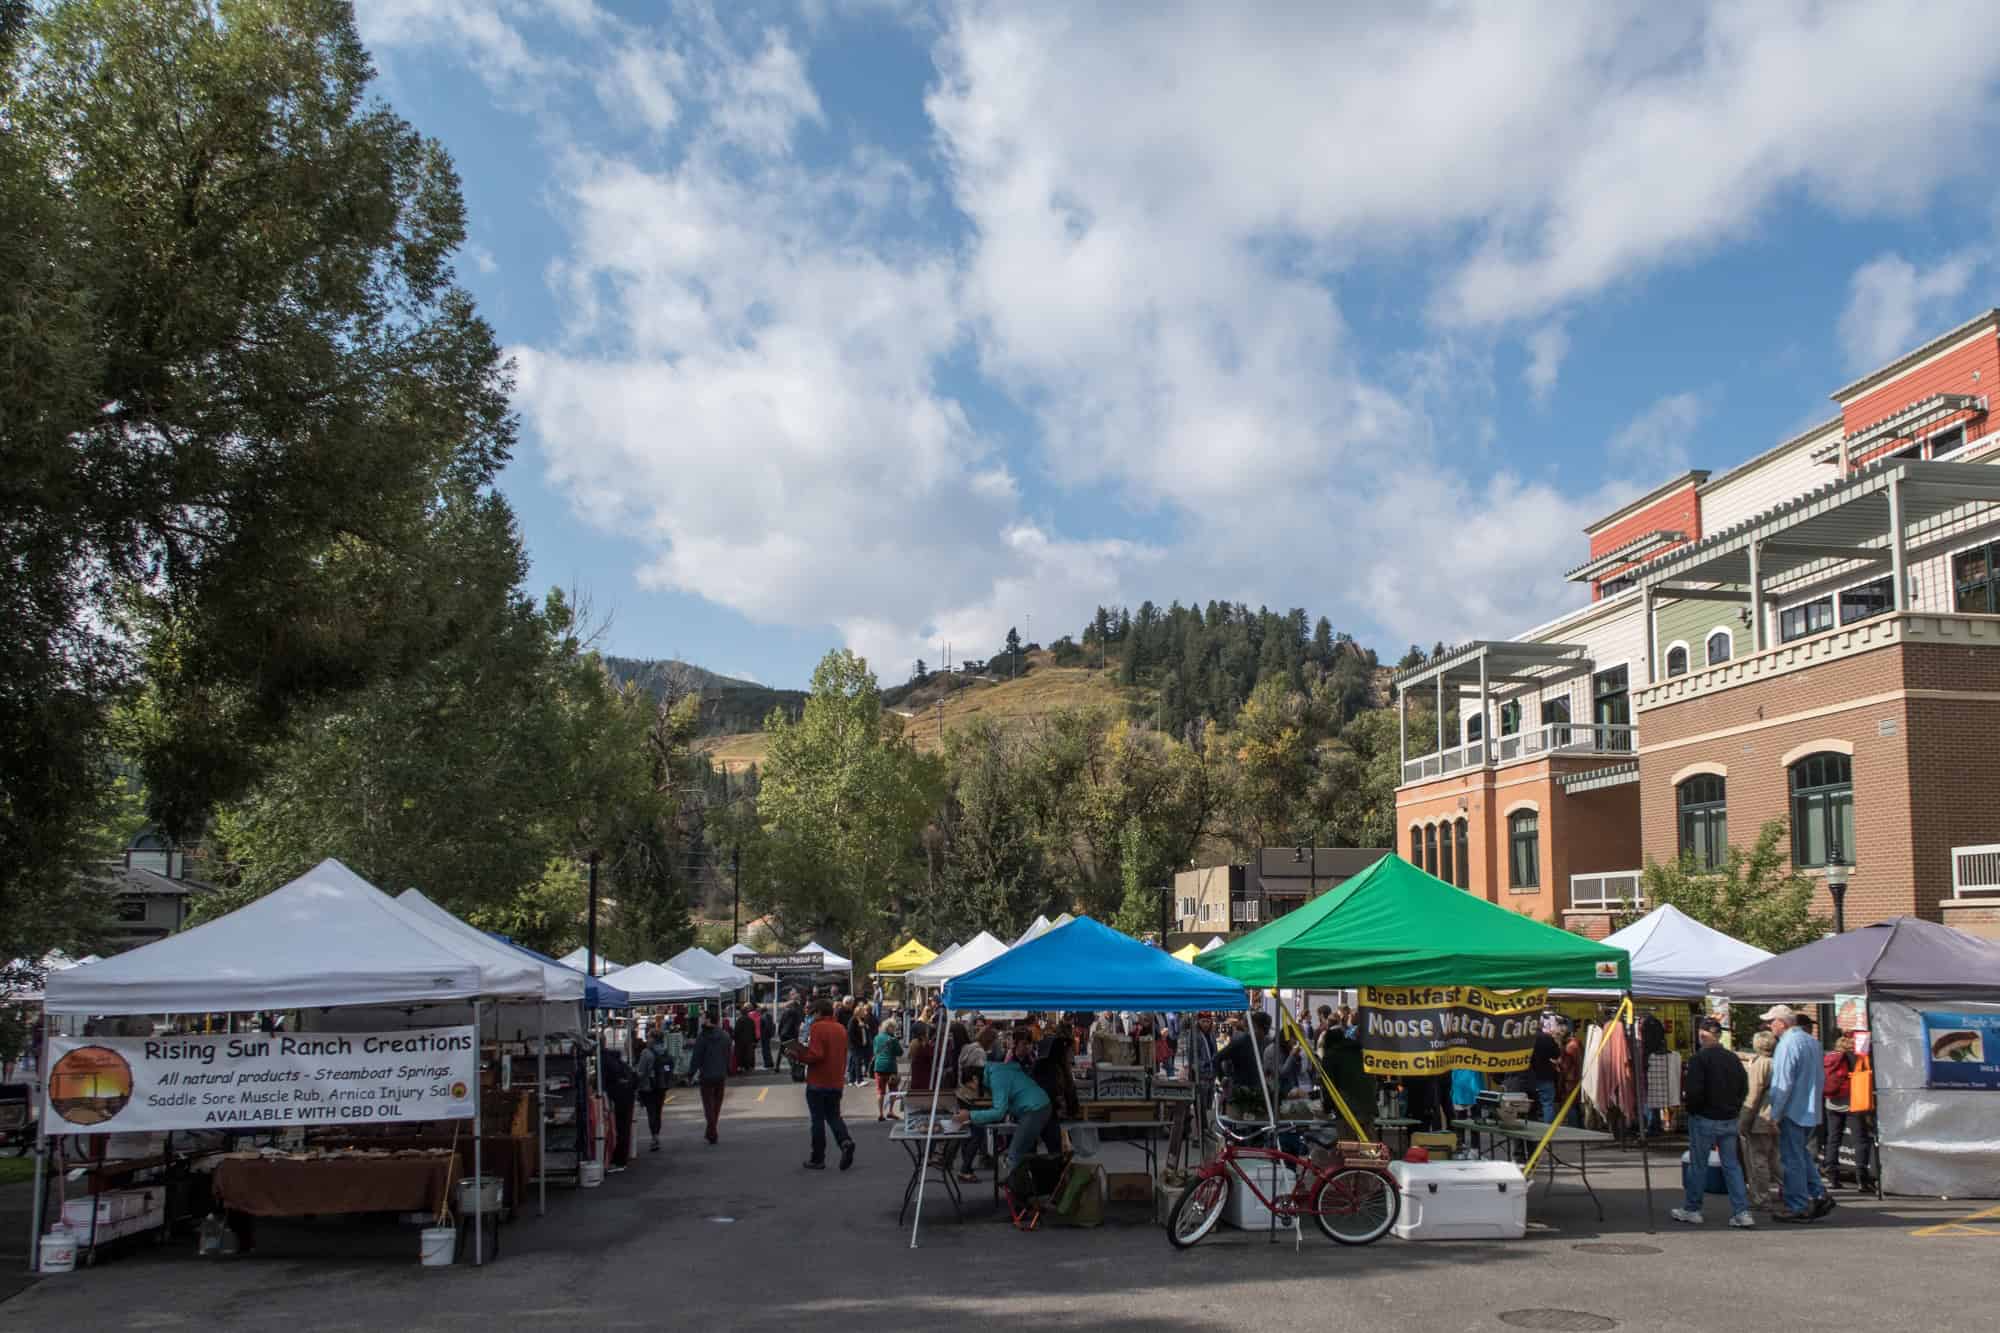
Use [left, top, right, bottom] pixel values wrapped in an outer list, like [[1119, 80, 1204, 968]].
[[1357, 986, 1548, 1076]]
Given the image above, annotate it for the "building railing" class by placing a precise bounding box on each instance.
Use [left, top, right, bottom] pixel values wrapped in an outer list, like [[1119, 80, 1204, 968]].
[[1402, 723, 1636, 784], [1952, 844, 2000, 898], [1570, 870, 1645, 912]]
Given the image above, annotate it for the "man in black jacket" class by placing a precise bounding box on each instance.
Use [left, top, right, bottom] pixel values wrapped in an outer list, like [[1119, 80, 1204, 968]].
[[690, 1009, 732, 1145], [1672, 1017, 1754, 1228]]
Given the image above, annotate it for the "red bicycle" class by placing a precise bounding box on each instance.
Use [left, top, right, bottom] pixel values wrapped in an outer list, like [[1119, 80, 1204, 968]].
[[1168, 1121, 1398, 1248]]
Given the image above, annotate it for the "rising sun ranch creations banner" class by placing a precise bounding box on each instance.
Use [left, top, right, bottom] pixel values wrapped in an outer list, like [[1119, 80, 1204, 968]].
[[42, 1026, 477, 1134], [1357, 986, 1548, 1076]]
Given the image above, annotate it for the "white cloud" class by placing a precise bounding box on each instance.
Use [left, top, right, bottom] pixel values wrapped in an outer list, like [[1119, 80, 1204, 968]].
[[376, 2, 2000, 667], [1523, 323, 1570, 405], [1607, 392, 1705, 476], [463, 243, 499, 275], [1838, 251, 1982, 373]]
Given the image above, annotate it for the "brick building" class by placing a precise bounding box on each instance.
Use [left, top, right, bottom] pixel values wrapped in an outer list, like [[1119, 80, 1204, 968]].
[[1394, 309, 2000, 939]]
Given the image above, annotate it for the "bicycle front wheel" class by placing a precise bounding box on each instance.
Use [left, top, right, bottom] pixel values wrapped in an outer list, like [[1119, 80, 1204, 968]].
[[1167, 1173, 1229, 1248], [1313, 1167, 1398, 1245]]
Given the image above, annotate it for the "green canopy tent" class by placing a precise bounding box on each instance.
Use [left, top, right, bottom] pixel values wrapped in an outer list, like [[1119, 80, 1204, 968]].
[[1196, 854, 1630, 991], [1197, 855, 1651, 1222]]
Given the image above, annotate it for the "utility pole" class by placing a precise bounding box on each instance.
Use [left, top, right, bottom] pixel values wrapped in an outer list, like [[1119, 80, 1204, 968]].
[[732, 843, 742, 943], [586, 851, 601, 977]]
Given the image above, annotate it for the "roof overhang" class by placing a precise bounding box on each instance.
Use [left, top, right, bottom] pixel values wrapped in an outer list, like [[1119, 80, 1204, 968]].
[[1566, 530, 1688, 583], [1392, 640, 1593, 693], [1638, 459, 2000, 592], [1559, 761, 1639, 795], [1810, 393, 1986, 463]]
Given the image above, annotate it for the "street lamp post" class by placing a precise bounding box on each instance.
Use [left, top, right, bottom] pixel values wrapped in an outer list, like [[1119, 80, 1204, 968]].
[[1827, 862, 1849, 934]]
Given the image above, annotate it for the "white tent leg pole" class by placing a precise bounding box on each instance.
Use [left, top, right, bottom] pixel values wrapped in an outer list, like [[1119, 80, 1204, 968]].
[[1247, 1005, 1283, 1244], [537, 1003, 547, 1217], [474, 997, 484, 1267], [908, 1006, 949, 1249]]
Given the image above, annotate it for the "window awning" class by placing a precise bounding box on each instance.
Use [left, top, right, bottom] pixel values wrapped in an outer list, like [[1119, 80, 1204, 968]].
[[1810, 393, 1986, 463], [1639, 458, 2000, 593], [1392, 639, 1594, 693], [1565, 530, 1688, 583], [1559, 761, 1639, 795]]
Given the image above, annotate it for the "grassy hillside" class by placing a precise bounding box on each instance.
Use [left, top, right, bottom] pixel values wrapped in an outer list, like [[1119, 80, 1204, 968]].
[[699, 652, 1145, 769]]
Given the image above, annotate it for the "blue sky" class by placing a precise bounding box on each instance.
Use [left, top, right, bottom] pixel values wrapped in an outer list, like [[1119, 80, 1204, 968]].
[[357, 2, 2000, 688]]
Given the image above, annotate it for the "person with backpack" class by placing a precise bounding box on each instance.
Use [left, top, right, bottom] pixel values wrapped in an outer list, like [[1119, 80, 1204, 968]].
[[602, 1040, 639, 1172], [634, 1028, 673, 1153], [690, 1008, 732, 1146]]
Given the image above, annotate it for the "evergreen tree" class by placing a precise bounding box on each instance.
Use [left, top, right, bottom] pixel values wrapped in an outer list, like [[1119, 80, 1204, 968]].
[[1312, 616, 1335, 665]]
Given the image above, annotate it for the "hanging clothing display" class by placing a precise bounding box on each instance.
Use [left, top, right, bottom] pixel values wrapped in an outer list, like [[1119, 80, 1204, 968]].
[[1644, 1051, 1680, 1110], [1591, 1019, 1636, 1122]]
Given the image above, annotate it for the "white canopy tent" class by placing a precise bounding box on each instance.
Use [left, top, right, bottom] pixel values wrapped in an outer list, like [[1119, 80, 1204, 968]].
[[395, 890, 583, 1002], [36, 859, 516, 1265], [667, 947, 755, 992], [801, 940, 853, 981], [1200, 937, 1226, 953], [1555, 904, 1772, 999], [557, 946, 619, 975], [599, 961, 722, 1004], [1012, 916, 1051, 947], [906, 931, 1009, 988], [44, 860, 495, 1015]]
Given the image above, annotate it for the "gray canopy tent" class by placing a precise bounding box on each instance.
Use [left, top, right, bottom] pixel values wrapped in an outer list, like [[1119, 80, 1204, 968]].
[[1710, 916, 2000, 1197]]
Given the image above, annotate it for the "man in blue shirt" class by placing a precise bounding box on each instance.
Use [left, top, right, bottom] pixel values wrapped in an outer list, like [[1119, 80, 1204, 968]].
[[955, 1028, 1053, 1178], [1762, 1004, 1831, 1222]]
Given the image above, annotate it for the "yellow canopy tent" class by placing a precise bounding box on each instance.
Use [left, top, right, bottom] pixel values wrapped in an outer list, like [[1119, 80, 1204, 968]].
[[1170, 942, 1202, 963], [875, 938, 937, 974]]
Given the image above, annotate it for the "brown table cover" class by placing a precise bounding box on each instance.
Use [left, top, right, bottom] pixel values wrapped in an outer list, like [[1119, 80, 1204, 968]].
[[314, 1132, 536, 1215], [213, 1152, 458, 1218]]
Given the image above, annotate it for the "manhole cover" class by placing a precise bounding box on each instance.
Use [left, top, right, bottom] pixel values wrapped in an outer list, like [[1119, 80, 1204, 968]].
[[1498, 1312, 1617, 1332], [1570, 1242, 1662, 1255], [705, 1215, 736, 1224]]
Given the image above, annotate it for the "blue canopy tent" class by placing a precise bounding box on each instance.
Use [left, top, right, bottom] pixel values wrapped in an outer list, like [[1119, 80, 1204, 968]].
[[486, 933, 632, 1009], [910, 917, 1254, 1245]]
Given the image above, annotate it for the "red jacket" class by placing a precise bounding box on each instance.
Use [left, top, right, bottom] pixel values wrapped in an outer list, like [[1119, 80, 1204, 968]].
[[1823, 1050, 1852, 1102]]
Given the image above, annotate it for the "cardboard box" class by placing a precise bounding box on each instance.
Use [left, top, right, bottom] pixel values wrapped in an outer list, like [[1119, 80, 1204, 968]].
[[1105, 1171, 1153, 1202], [1411, 1132, 1458, 1158]]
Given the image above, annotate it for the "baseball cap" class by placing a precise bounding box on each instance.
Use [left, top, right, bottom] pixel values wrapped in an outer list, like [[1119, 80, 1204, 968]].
[[1757, 1004, 1797, 1023], [1697, 1016, 1724, 1034]]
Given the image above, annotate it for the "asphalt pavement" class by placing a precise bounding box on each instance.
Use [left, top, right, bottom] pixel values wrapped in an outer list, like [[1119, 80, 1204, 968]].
[[3, 1072, 1997, 1332]]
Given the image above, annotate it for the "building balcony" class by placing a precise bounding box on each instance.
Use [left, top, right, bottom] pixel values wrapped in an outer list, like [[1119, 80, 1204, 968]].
[[1570, 869, 1645, 912], [1401, 721, 1637, 786], [1955, 844, 2000, 900]]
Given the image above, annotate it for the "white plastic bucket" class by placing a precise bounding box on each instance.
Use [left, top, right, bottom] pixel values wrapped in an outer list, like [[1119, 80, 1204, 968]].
[[579, 1160, 604, 1188], [419, 1225, 456, 1267], [39, 1228, 78, 1274]]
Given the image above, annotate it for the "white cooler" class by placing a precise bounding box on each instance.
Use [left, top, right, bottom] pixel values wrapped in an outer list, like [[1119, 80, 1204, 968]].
[[1223, 1161, 1298, 1230], [1387, 1160, 1527, 1240]]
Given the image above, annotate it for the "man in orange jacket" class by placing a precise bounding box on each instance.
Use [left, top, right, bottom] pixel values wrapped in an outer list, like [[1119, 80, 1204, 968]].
[[796, 999, 856, 1172]]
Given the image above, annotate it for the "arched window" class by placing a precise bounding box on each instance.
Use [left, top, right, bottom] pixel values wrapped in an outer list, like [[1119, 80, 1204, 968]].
[[1424, 823, 1439, 877], [1706, 629, 1733, 666], [1665, 644, 1689, 677], [1508, 811, 1540, 889], [1409, 825, 1423, 866], [1439, 816, 1454, 886], [1454, 819, 1469, 889], [1677, 774, 1727, 870], [1789, 752, 1854, 868]]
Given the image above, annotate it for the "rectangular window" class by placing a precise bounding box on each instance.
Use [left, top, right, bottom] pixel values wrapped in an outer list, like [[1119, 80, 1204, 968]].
[[1508, 812, 1540, 890], [1599, 575, 1635, 597], [115, 898, 149, 923], [1592, 666, 1629, 750], [1956, 542, 2000, 614], [1779, 596, 1835, 643], [1929, 425, 1968, 458], [1840, 577, 1893, 626], [1543, 695, 1572, 747], [1499, 701, 1521, 736]]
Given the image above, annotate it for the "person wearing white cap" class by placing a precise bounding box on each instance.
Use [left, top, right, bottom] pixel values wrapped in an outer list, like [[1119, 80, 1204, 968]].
[[1761, 1004, 1831, 1222]]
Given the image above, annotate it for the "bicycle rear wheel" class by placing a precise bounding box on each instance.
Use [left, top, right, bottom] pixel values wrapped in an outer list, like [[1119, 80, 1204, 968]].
[[1313, 1167, 1398, 1245], [1167, 1173, 1229, 1248]]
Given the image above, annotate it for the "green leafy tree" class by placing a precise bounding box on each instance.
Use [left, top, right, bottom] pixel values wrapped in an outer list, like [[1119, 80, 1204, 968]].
[[753, 650, 941, 959], [1110, 822, 1164, 940], [4, 0, 518, 872], [1624, 820, 1830, 954]]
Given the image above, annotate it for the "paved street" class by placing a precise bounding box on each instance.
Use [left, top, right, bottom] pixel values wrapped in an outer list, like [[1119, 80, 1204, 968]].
[[3, 1073, 1997, 1332]]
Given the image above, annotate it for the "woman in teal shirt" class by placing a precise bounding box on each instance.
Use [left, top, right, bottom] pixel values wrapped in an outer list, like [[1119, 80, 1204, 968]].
[[954, 1029, 1053, 1176], [873, 1019, 904, 1120]]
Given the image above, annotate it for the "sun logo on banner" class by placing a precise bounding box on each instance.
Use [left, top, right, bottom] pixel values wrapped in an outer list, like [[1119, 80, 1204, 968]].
[[450, 1081, 469, 1100], [49, 1046, 135, 1126]]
